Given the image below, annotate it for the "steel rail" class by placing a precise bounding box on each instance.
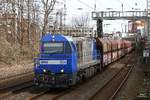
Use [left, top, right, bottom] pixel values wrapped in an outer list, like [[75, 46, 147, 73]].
[[109, 65, 134, 100]]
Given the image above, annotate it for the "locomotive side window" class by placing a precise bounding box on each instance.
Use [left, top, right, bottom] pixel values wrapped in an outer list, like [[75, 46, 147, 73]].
[[71, 42, 77, 52], [65, 42, 72, 54], [43, 42, 64, 54]]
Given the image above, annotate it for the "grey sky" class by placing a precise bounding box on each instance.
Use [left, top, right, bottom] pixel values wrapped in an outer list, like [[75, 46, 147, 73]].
[[67, 0, 146, 14], [65, 0, 146, 32]]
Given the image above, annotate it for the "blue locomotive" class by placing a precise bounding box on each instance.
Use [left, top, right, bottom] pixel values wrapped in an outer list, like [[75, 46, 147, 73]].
[[34, 34, 100, 87], [34, 33, 134, 87]]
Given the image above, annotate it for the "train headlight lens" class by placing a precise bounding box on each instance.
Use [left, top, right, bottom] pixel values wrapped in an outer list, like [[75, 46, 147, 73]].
[[43, 69, 46, 73], [35, 63, 39, 69], [61, 69, 64, 73]]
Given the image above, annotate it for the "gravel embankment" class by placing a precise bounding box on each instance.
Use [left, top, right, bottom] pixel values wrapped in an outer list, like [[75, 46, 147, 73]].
[[0, 63, 33, 79], [0, 63, 34, 89]]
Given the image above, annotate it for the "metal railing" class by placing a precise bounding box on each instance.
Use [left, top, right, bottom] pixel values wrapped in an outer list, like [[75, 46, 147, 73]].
[[92, 11, 148, 20]]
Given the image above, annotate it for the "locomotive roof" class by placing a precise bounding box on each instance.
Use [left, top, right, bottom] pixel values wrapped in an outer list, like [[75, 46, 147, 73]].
[[41, 34, 73, 42], [41, 33, 94, 43]]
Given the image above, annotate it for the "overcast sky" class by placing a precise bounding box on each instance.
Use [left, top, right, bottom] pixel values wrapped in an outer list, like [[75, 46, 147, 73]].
[[65, 0, 147, 32]]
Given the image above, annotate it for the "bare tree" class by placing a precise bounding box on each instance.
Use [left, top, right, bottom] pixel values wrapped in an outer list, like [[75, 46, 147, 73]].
[[72, 13, 90, 28], [71, 13, 90, 35], [41, 0, 56, 36], [0, 0, 17, 43]]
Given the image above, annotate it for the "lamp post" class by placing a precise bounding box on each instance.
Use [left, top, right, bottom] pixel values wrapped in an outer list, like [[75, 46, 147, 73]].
[[122, 3, 123, 12], [121, 23, 127, 33], [94, 0, 97, 11], [76, 8, 86, 36]]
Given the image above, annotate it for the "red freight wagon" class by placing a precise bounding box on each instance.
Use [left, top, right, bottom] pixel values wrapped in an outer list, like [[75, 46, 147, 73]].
[[105, 38, 112, 64], [96, 38, 110, 67], [121, 40, 125, 57], [117, 40, 122, 58], [110, 39, 118, 62]]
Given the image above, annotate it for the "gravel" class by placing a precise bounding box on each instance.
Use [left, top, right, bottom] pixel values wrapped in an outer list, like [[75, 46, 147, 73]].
[[58, 53, 134, 100], [58, 63, 124, 100], [0, 63, 33, 80], [115, 57, 144, 100], [0, 62, 34, 89]]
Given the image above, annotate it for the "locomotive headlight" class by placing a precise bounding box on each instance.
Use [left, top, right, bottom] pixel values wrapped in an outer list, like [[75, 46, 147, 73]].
[[36, 63, 39, 67], [34, 63, 39, 69], [43, 69, 46, 73], [61, 69, 64, 73], [34, 58, 39, 68]]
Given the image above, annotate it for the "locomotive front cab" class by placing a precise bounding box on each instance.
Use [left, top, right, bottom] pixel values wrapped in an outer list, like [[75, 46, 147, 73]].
[[34, 34, 77, 87]]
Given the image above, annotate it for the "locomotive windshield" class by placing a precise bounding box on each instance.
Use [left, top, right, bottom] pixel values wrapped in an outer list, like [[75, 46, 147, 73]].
[[43, 42, 64, 54]]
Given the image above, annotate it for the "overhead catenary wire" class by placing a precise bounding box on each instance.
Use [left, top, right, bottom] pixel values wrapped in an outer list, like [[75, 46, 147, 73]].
[[114, 0, 142, 10], [115, 0, 133, 9], [76, 0, 94, 10]]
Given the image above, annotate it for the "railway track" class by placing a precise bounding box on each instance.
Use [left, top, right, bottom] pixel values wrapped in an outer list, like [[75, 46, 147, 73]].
[[25, 66, 103, 100], [10, 55, 134, 100], [26, 89, 69, 100], [25, 85, 86, 100], [0, 71, 33, 81], [0, 71, 34, 99], [26, 90, 49, 100], [90, 62, 135, 100], [109, 64, 134, 100], [0, 71, 33, 90], [0, 70, 72, 100], [0, 81, 33, 99], [25, 66, 129, 100], [0, 53, 136, 100]]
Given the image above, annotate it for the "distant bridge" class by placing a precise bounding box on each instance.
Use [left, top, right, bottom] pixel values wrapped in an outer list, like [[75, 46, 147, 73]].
[[92, 11, 148, 20], [92, 10, 150, 38]]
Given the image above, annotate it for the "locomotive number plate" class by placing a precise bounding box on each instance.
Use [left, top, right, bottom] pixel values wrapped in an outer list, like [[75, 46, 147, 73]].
[[40, 60, 67, 65]]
